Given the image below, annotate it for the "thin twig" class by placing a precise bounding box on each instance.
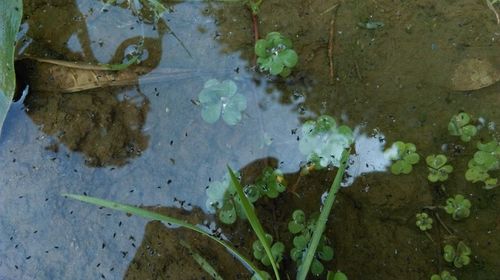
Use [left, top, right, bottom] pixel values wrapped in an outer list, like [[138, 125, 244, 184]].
[[435, 212, 454, 235], [424, 231, 435, 243], [328, 4, 340, 82], [486, 0, 500, 25]]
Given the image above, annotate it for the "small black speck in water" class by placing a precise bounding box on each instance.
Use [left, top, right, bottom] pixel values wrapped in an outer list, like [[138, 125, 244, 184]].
[[26, 256, 31, 260], [167, 179, 172, 184], [102, 243, 106, 249]]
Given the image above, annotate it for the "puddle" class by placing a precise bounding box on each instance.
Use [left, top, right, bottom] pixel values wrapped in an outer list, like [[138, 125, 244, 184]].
[[1, 0, 499, 279]]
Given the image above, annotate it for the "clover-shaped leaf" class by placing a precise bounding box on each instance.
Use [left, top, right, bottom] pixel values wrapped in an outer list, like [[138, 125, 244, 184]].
[[299, 115, 354, 169], [444, 194, 471, 220], [205, 172, 248, 224], [443, 241, 471, 268], [255, 32, 298, 77], [386, 141, 420, 175], [251, 167, 286, 199], [443, 245, 455, 263], [465, 140, 499, 189], [317, 245, 334, 261], [431, 270, 457, 280], [311, 258, 325, 276], [198, 79, 247, 125], [288, 210, 306, 234], [426, 154, 453, 182], [448, 112, 477, 142], [253, 234, 284, 266], [415, 212, 433, 231]]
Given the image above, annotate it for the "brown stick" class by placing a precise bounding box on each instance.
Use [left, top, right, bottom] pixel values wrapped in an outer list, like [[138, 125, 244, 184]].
[[328, 4, 340, 82], [252, 13, 260, 43]]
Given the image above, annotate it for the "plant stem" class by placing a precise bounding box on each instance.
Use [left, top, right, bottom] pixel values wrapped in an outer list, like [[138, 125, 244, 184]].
[[296, 148, 350, 280]]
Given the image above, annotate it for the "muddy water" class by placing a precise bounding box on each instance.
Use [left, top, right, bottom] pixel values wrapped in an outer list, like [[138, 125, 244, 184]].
[[0, 0, 499, 279]]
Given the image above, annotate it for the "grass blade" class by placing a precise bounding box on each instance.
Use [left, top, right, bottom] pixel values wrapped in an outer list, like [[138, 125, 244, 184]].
[[180, 240, 224, 280], [296, 148, 350, 280], [227, 167, 281, 280], [0, 0, 22, 135], [63, 193, 264, 279]]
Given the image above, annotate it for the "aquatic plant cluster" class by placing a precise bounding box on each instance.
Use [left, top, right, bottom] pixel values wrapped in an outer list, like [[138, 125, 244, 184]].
[[388, 111, 498, 279]]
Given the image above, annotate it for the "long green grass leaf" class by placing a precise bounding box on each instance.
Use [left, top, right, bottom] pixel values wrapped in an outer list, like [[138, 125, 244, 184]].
[[63, 193, 264, 279], [227, 167, 281, 280], [0, 0, 22, 135], [296, 148, 350, 280], [179, 240, 224, 280]]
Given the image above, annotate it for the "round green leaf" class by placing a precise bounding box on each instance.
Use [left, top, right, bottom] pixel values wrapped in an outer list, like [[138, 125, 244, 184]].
[[443, 245, 455, 262], [255, 39, 268, 57], [219, 202, 236, 224], [311, 259, 324, 276], [331, 271, 348, 280], [293, 235, 308, 250], [280, 49, 298, 68], [269, 60, 284, 75], [404, 153, 420, 164], [318, 245, 334, 261], [201, 102, 222, 124]]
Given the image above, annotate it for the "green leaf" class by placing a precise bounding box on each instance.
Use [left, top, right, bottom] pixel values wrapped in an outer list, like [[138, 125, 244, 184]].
[[63, 194, 265, 279], [310, 259, 324, 276], [296, 149, 350, 280], [218, 201, 237, 224], [327, 271, 348, 280], [280, 49, 299, 68], [255, 39, 269, 57], [179, 240, 224, 280], [404, 153, 420, 165], [201, 102, 222, 124], [426, 154, 447, 169], [293, 235, 308, 250], [198, 79, 246, 125], [269, 60, 284, 75], [228, 167, 281, 280], [0, 0, 22, 135], [318, 245, 334, 261], [443, 245, 455, 262]]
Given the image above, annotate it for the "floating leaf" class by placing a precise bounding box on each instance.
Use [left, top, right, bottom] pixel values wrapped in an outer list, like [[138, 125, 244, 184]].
[[426, 154, 453, 182], [255, 32, 298, 77], [386, 141, 420, 175], [448, 112, 477, 142], [431, 270, 457, 280], [198, 79, 247, 125], [444, 194, 471, 221], [415, 212, 433, 231], [299, 116, 354, 169]]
